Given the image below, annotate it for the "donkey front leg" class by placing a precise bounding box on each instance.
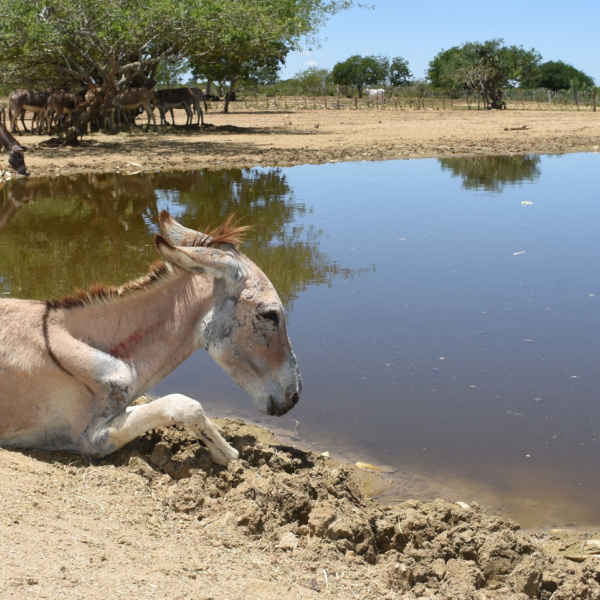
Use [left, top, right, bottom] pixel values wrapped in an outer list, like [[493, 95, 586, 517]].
[[79, 394, 239, 466]]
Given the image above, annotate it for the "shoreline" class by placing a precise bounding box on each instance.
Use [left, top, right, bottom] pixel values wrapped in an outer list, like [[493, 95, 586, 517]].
[[6, 107, 599, 179]]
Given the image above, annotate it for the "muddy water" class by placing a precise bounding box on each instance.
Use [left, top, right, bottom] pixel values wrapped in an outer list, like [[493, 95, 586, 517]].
[[1, 154, 599, 528]]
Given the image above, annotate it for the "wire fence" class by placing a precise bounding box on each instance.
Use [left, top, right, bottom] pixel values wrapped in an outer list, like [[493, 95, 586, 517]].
[[219, 88, 598, 112]]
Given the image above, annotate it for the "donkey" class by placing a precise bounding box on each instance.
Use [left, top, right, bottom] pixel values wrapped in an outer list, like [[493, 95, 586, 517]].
[[189, 87, 208, 126], [0, 212, 301, 464], [44, 90, 83, 133], [111, 87, 156, 131], [0, 120, 27, 174], [154, 88, 195, 126], [8, 89, 50, 134]]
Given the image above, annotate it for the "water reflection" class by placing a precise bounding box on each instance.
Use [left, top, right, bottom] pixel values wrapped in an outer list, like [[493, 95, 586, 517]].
[[0, 169, 353, 303], [439, 155, 542, 191]]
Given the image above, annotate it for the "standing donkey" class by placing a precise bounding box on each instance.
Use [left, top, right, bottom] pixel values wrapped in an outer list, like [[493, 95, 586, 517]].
[[0, 212, 301, 465]]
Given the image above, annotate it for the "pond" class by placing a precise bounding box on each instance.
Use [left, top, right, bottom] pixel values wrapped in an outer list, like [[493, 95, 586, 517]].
[[1, 153, 599, 529]]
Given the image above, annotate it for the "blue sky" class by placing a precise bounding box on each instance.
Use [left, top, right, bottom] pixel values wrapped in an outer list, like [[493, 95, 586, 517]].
[[280, 0, 600, 85]]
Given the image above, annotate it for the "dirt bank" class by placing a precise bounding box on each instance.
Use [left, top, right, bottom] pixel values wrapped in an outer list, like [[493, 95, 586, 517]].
[[5, 107, 600, 178], [2, 109, 600, 599], [3, 417, 600, 600], [0, 421, 600, 600]]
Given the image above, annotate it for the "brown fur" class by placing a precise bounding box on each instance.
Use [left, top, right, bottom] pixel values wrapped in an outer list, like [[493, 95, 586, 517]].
[[47, 261, 173, 310], [193, 215, 250, 249]]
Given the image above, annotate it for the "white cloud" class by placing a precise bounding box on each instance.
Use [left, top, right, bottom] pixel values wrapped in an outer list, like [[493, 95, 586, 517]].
[[305, 60, 318, 67]]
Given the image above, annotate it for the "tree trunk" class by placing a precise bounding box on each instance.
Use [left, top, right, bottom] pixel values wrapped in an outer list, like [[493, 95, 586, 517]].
[[223, 79, 236, 114]]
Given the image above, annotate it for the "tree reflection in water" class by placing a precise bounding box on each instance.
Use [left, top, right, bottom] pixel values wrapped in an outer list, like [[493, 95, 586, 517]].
[[439, 155, 541, 192], [0, 168, 355, 304]]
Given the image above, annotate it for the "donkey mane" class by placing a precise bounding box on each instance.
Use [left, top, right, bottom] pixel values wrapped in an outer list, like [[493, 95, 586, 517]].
[[47, 216, 250, 310], [187, 214, 250, 250]]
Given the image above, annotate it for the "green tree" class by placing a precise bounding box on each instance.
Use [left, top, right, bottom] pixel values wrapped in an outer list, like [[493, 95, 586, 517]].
[[331, 55, 389, 97], [188, 0, 358, 113], [0, 0, 359, 123], [388, 56, 412, 89], [293, 66, 332, 95], [521, 60, 595, 91], [428, 39, 541, 109]]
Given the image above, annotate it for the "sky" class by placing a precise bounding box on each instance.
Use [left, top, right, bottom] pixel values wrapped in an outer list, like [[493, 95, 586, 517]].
[[279, 0, 600, 85]]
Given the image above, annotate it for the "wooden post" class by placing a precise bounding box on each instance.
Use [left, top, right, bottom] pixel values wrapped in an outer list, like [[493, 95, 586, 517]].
[[593, 88, 597, 112]]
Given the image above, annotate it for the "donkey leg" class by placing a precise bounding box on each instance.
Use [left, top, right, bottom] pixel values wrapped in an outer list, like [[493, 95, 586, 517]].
[[80, 394, 239, 466]]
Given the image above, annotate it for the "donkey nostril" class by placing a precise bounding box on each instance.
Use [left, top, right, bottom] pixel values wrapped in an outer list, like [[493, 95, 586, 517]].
[[291, 392, 300, 405]]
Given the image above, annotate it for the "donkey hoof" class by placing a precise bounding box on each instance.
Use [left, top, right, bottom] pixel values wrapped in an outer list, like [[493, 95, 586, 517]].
[[211, 444, 239, 466]]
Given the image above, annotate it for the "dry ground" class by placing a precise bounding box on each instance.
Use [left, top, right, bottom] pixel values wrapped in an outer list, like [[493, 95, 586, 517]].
[[1, 108, 600, 599], [5, 106, 600, 178]]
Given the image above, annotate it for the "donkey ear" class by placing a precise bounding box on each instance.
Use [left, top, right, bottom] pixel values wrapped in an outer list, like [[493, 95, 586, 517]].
[[155, 235, 243, 283], [158, 210, 211, 247]]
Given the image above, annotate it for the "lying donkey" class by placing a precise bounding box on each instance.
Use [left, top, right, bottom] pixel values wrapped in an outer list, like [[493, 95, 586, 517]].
[[0, 212, 301, 465]]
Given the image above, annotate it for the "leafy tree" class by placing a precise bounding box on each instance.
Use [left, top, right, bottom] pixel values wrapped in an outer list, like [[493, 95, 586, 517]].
[[331, 55, 389, 97], [520, 60, 595, 91], [388, 57, 412, 89], [154, 58, 192, 89], [189, 0, 358, 112], [293, 66, 332, 95], [0, 0, 359, 126], [428, 39, 541, 109]]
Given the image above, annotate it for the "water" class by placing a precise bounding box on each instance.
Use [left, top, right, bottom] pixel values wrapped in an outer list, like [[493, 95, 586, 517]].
[[1, 154, 599, 528]]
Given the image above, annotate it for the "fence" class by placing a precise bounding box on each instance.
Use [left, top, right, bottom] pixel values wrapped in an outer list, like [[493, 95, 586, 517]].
[[219, 88, 598, 113]]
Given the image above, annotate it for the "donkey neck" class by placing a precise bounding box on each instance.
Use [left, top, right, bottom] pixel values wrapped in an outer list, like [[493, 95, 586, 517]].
[[61, 269, 215, 387]]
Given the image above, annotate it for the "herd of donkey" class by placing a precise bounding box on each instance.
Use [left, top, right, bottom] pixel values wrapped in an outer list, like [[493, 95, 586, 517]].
[[0, 86, 211, 175]]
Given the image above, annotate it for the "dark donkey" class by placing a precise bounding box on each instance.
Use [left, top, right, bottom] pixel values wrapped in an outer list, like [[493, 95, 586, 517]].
[[154, 88, 195, 126], [0, 121, 27, 174], [8, 89, 50, 134]]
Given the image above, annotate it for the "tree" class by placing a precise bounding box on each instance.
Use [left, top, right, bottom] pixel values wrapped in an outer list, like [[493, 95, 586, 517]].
[[520, 60, 595, 91], [388, 57, 412, 89], [189, 0, 359, 113], [428, 39, 541, 109], [293, 66, 331, 96], [0, 0, 359, 127], [331, 55, 389, 97]]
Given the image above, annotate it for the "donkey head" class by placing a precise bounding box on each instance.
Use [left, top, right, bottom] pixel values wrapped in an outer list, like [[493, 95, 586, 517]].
[[155, 211, 301, 417]]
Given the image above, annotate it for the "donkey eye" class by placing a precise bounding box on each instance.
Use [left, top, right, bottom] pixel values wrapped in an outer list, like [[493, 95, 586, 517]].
[[259, 310, 280, 327]]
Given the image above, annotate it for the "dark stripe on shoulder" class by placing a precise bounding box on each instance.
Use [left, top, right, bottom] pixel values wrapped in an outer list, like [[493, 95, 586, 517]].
[[42, 304, 95, 397]]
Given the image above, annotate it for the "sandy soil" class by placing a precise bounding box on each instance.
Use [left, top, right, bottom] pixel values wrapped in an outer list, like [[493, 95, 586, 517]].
[[6, 106, 600, 178], [2, 108, 600, 599]]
